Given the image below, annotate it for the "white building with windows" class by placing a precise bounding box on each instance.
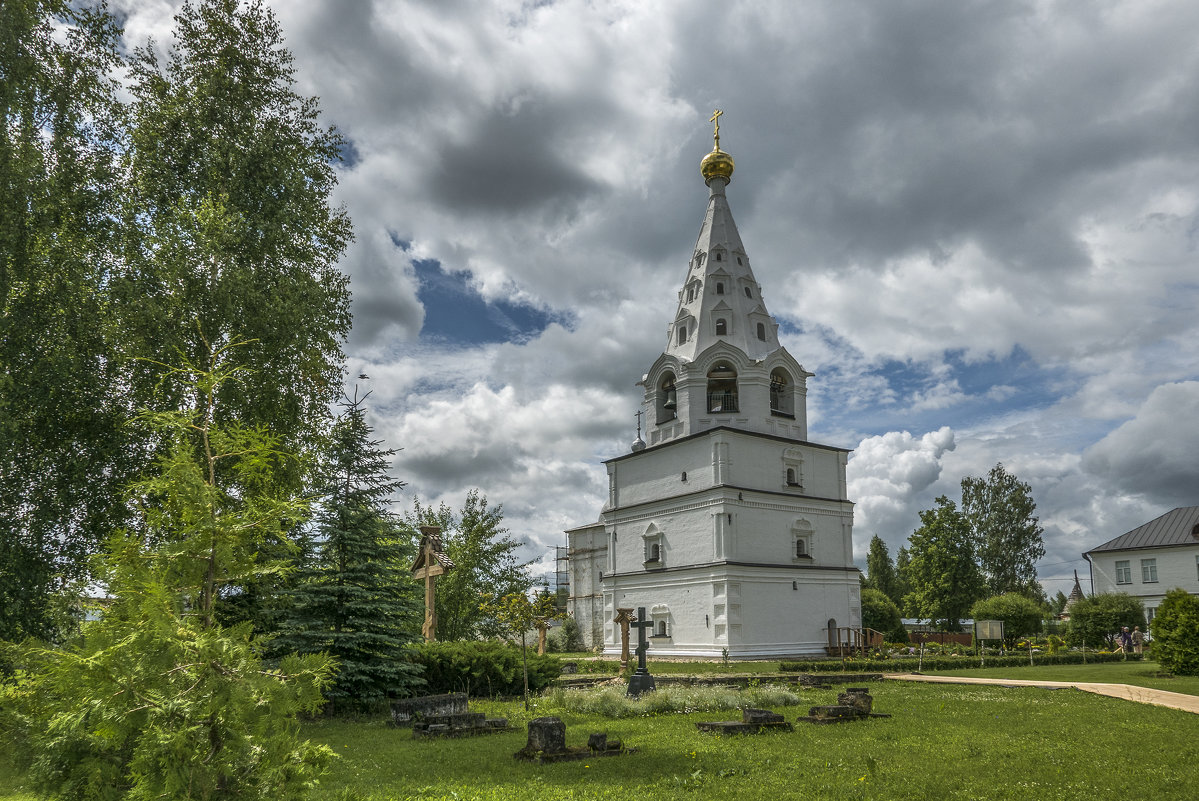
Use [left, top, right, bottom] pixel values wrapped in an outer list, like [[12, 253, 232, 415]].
[[566, 121, 860, 658], [1084, 506, 1199, 623]]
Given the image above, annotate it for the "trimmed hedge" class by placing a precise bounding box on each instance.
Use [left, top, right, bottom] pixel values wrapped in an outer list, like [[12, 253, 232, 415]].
[[411, 640, 561, 697], [779, 652, 1141, 673]]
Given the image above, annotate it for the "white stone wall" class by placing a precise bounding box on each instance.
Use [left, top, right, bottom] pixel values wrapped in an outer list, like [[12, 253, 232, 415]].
[[1089, 545, 1199, 618], [565, 523, 607, 649]]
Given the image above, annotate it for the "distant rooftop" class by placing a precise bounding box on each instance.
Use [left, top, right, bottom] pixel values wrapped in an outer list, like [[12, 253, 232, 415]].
[[1085, 506, 1199, 555]]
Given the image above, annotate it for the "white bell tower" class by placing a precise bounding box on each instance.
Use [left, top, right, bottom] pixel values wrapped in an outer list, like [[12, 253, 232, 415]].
[[567, 113, 860, 657]]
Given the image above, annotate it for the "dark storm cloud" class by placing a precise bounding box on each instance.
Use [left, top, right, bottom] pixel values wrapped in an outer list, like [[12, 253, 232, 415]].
[[424, 102, 603, 214]]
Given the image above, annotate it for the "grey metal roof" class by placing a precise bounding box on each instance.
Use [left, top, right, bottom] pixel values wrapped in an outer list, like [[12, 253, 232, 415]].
[[1085, 507, 1199, 555]]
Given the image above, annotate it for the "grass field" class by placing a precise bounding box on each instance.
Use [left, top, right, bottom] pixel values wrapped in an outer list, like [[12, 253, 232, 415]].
[[3, 662, 1197, 800], [924, 659, 1199, 695]]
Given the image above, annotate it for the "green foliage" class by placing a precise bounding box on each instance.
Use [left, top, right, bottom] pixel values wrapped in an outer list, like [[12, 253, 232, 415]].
[[960, 463, 1045, 597], [538, 684, 803, 719], [903, 496, 986, 631], [120, 0, 352, 468], [479, 592, 563, 708], [2, 0, 353, 643], [778, 651, 1140, 673], [548, 616, 584, 652], [863, 536, 902, 605], [411, 641, 561, 697], [860, 589, 908, 643], [276, 392, 424, 708], [0, 350, 335, 800], [1066, 593, 1146, 649], [969, 593, 1047, 647], [0, 0, 130, 643], [408, 491, 531, 641], [1149, 588, 1199, 676], [1050, 590, 1070, 616]]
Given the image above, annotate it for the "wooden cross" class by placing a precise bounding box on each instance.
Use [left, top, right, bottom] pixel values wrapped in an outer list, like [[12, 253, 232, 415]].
[[709, 108, 724, 150], [411, 525, 453, 642], [614, 607, 635, 668]]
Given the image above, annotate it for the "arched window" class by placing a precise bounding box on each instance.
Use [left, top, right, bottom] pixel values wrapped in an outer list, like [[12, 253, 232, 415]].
[[744, 286, 752, 298], [656, 620, 668, 637], [715, 318, 727, 335], [686, 286, 694, 303], [716, 282, 725, 295], [707, 363, 738, 413], [678, 326, 687, 345], [756, 322, 766, 341], [796, 538, 807, 558], [657, 373, 677, 423], [716, 252, 722, 261], [648, 543, 661, 562], [786, 467, 798, 486], [737, 256, 743, 265], [770, 367, 794, 417]]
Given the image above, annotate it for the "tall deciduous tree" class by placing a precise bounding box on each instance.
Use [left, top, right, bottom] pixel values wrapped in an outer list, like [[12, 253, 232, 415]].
[[120, 0, 352, 479], [277, 392, 425, 709], [903, 496, 986, 631], [0, 0, 129, 641], [118, 0, 353, 632], [409, 491, 531, 641], [961, 463, 1045, 598], [1, 346, 335, 800], [894, 546, 913, 614], [864, 535, 901, 606]]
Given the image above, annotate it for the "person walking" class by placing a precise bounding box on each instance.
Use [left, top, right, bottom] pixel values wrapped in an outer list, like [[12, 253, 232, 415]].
[[1131, 626, 1144, 655], [1118, 626, 1132, 654]]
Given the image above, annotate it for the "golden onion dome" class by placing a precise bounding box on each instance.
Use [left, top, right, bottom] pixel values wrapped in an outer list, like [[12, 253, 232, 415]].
[[700, 147, 735, 185], [701, 108, 734, 185]]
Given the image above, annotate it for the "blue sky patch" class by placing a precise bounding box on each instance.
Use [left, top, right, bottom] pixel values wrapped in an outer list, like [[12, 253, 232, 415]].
[[413, 258, 561, 345]]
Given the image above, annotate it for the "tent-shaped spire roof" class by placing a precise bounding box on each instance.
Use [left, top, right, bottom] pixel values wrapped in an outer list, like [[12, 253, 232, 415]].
[[664, 112, 781, 363]]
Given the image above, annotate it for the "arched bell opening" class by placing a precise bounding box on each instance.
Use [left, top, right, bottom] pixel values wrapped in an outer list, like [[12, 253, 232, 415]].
[[707, 362, 738, 413], [656, 372, 678, 424], [770, 367, 794, 417]]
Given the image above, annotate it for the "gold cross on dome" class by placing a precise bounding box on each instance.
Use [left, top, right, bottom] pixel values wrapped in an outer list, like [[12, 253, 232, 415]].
[[709, 108, 724, 150]]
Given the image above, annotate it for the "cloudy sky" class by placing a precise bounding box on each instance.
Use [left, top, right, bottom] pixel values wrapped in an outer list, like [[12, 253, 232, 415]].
[[117, 0, 1199, 596]]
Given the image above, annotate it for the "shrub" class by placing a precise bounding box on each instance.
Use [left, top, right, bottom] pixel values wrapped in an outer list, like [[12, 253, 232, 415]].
[[1066, 593, 1145, 649], [1150, 588, 1199, 676], [538, 683, 802, 718], [970, 593, 1047, 646], [861, 589, 909, 643], [547, 616, 584, 653], [412, 640, 560, 697], [778, 652, 1138, 672]]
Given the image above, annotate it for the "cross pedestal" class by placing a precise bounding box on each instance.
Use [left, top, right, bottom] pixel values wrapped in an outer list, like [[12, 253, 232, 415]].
[[626, 607, 656, 698]]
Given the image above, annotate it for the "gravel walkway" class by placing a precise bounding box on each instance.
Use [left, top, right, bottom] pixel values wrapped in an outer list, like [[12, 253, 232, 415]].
[[886, 672, 1199, 714]]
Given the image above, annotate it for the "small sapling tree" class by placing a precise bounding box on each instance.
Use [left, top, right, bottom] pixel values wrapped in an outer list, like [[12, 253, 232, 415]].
[[479, 592, 563, 710]]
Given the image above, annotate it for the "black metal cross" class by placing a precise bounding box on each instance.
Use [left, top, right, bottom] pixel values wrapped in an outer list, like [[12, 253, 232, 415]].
[[630, 607, 653, 671], [626, 606, 656, 697]]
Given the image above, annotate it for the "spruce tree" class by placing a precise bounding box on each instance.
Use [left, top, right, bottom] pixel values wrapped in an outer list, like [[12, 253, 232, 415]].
[[278, 392, 424, 709]]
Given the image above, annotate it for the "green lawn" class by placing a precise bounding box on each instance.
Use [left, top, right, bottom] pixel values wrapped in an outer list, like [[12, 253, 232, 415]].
[[924, 659, 1199, 695], [4, 666, 1197, 800]]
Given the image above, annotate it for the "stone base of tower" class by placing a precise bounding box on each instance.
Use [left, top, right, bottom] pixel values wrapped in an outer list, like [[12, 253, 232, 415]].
[[594, 564, 861, 660]]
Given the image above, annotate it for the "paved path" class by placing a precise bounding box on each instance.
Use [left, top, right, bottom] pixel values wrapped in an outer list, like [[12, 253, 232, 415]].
[[885, 672, 1199, 714]]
